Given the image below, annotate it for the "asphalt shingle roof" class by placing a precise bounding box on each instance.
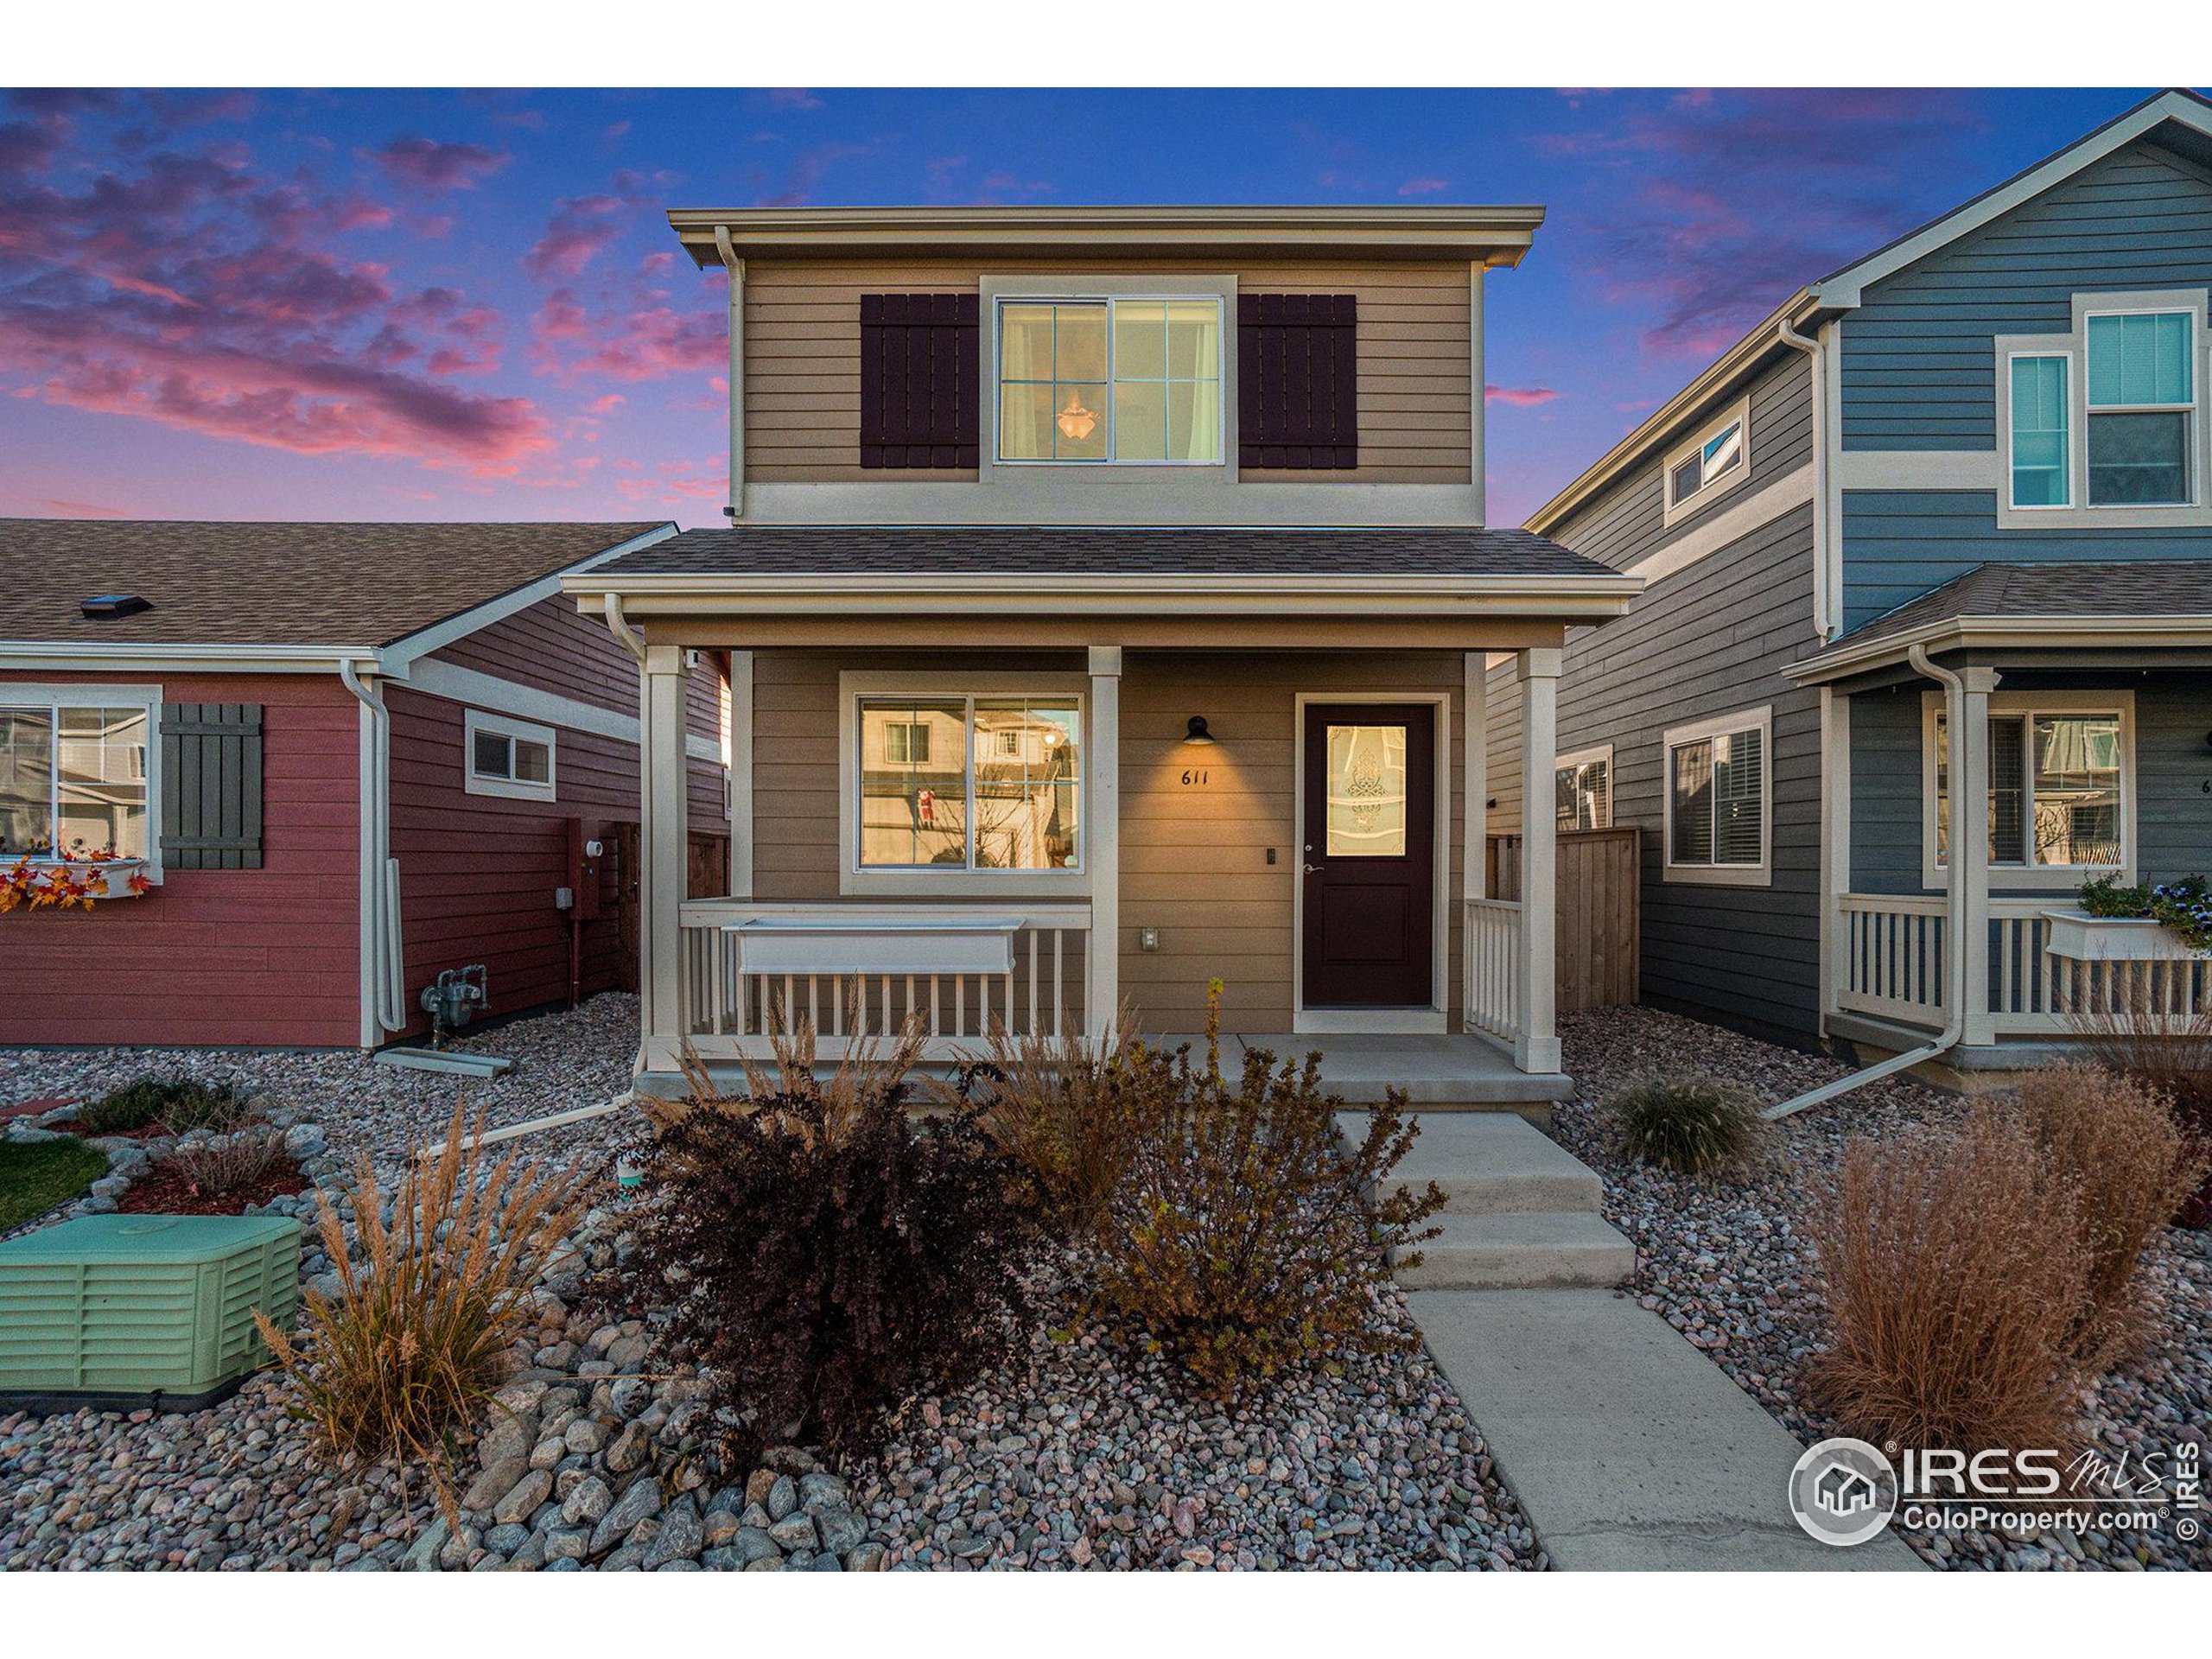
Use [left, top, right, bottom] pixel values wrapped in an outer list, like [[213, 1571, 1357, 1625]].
[[594, 524, 1618, 581], [0, 520, 668, 647], [1819, 558, 2212, 656]]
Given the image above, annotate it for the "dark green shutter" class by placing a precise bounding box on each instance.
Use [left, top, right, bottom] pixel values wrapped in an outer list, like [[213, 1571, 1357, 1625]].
[[159, 703, 264, 870]]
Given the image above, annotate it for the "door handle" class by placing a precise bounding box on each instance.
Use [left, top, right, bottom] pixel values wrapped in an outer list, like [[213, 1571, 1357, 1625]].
[[1303, 862, 1322, 875]]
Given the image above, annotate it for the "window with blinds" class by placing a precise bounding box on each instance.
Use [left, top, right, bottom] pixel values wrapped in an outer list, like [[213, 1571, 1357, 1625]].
[[1935, 706, 2122, 870], [1554, 750, 1611, 832], [1665, 715, 1766, 875]]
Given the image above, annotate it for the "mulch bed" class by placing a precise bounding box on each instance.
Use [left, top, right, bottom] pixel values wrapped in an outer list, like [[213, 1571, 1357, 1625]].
[[115, 1157, 307, 1216]]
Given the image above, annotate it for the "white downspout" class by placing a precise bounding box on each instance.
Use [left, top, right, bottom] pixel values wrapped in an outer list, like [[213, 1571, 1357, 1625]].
[[1765, 643, 1967, 1120], [1775, 318, 1831, 641], [603, 593, 648, 667], [340, 659, 407, 1036], [715, 224, 744, 523]]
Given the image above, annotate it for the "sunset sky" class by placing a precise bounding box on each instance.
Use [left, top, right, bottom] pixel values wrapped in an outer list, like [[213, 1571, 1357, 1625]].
[[0, 86, 2149, 529]]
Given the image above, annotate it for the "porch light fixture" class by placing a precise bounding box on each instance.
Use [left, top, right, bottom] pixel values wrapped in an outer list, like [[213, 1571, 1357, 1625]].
[[1182, 715, 1216, 747], [1055, 394, 1097, 442]]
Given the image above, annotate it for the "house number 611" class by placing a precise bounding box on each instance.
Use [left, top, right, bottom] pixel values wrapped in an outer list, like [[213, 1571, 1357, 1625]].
[[1179, 767, 1211, 786]]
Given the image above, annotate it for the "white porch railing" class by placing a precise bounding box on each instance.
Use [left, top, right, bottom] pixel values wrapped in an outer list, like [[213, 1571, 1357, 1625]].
[[1464, 896, 1523, 1046], [677, 899, 1093, 1061], [1836, 893, 2212, 1037]]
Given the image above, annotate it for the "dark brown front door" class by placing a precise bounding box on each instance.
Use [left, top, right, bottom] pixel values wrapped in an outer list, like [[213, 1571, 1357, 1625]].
[[1301, 702, 1435, 1007]]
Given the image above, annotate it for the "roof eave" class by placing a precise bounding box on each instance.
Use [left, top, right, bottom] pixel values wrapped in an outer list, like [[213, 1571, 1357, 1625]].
[[668, 204, 1547, 268], [1783, 613, 2212, 684]]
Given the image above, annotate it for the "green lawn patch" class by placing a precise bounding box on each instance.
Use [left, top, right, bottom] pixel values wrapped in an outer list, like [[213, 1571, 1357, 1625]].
[[0, 1138, 111, 1233]]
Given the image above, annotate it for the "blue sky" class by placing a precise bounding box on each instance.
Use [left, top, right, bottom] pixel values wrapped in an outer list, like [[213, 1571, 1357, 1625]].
[[0, 86, 2150, 527]]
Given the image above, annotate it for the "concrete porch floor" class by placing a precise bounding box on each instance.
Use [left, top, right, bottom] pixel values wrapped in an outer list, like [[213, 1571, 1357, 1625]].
[[1153, 1030, 1573, 1108]]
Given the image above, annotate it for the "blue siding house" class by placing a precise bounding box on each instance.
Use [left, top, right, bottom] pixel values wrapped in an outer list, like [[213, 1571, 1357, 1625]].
[[1522, 88, 2212, 1080]]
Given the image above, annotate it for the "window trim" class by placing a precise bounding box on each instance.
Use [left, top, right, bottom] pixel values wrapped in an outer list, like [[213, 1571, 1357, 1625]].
[[1661, 705, 1772, 887], [2083, 302, 2198, 509], [2005, 349, 2074, 511], [990, 293, 1227, 468], [463, 708, 557, 802], [0, 681, 162, 878], [836, 670, 1090, 899], [1992, 289, 2212, 530], [1660, 395, 1751, 527], [1554, 742, 1614, 832], [1917, 690, 2135, 891]]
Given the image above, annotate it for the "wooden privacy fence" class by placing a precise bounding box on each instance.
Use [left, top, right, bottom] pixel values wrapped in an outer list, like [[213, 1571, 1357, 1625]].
[[1487, 827, 1641, 1014]]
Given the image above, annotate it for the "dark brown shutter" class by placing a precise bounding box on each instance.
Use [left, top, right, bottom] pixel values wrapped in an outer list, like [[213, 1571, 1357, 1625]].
[[860, 293, 980, 467], [1237, 293, 1358, 469], [159, 702, 263, 870]]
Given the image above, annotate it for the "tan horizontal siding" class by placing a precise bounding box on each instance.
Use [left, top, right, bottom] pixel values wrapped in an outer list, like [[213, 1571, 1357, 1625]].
[[742, 258, 1471, 485]]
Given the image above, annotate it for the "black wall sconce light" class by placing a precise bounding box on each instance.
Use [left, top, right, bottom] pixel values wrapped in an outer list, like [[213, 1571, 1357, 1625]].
[[1182, 715, 1217, 747]]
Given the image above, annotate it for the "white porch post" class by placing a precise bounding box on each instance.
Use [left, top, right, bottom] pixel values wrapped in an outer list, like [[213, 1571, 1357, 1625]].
[[1956, 666, 1998, 1046], [1817, 686, 1851, 1033], [1462, 652, 1488, 1030], [1087, 646, 1122, 1041], [640, 645, 689, 1072], [1515, 647, 1561, 1073]]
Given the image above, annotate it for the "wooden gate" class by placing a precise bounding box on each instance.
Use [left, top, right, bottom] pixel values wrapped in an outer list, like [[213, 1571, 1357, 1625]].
[[1486, 827, 1640, 1013]]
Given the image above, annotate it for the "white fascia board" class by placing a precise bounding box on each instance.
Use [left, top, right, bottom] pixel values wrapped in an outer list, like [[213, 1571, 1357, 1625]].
[[1812, 92, 2212, 308], [397, 657, 721, 761], [1784, 613, 2212, 683], [0, 642, 377, 674], [378, 523, 678, 670]]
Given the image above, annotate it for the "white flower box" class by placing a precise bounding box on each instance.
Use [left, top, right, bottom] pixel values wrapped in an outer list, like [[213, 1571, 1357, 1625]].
[[2043, 910, 2209, 963]]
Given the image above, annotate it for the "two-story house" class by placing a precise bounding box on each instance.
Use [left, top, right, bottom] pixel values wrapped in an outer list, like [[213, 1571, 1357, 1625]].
[[562, 204, 1644, 1098], [1510, 88, 2212, 1085]]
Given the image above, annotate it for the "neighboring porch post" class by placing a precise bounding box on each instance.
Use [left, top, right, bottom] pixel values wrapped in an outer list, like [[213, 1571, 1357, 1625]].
[[1087, 646, 1122, 1041], [1515, 647, 1562, 1073], [1462, 652, 1488, 1031], [1955, 666, 1998, 1047], [1817, 686, 1851, 1033], [639, 645, 689, 1073]]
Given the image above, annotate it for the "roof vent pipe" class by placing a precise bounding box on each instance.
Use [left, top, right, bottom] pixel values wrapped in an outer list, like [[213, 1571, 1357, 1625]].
[[1765, 642, 1968, 1119]]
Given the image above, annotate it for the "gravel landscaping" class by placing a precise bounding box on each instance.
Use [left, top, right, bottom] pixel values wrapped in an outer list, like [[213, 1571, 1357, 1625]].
[[1554, 1004, 2212, 1573], [0, 995, 1540, 1572]]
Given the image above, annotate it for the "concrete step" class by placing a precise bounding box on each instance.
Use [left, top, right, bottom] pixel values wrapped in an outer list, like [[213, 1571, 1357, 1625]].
[[1343, 1110, 1603, 1215], [1391, 1211, 1636, 1291]]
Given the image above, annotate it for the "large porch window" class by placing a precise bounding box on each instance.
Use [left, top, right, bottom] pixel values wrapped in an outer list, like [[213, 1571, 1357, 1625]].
[[855, 692, 1082, 874], [1925, 692, 2130, 885]]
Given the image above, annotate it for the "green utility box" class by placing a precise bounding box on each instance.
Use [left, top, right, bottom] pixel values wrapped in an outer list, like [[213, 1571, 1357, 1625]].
[[0, 1213, 301, 1412]]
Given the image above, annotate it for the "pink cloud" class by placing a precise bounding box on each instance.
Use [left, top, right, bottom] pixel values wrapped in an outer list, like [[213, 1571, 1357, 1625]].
[[1485, 385, 1560, 407], [585, 392, 626, 414], [528, 192, 631, 278], [529, 285, 721, 383], [372, 137, 510, 191], [1397, 177, 1449, 196], [40, 495, 128, 517]]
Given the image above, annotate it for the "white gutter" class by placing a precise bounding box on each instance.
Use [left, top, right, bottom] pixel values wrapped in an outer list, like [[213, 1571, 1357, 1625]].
[[1773, 319, 1834, 640], [603, 593, 648, 666], [340, 659, 407, 1039], [714, 225, 744, 523], [1766, 641, 1967, 1119]]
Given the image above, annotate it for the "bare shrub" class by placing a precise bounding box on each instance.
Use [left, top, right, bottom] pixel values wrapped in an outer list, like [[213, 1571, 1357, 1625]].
[[2011, 1062, 2205, 1369], [166, 1128, 291, 1199], [255, 1105, 587, 1517], [1804, 1108, 2094, 1457]]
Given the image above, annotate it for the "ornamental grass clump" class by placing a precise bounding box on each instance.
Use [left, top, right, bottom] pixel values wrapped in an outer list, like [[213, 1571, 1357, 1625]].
[[2010, 1062, 2203, 1369], [2064, 976, 2212, 1230], [620, 1017, 1039, 1468], [1603, 1072, 1770, 1177], [255, 1104, 586, 1516], [1804, 1107, 2094, 1458], [1091, 1010, 1445, 1395], [942, 1015, 1151, 1238]]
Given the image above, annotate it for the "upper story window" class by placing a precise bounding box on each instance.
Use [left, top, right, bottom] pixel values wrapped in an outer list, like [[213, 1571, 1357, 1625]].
[[1661, 396, 1750, 525], [2008, 353, 2070, 507], [995, 298, 1223, 465], [2086, 309, 2194, 505], [0, 699, 149, 860], [465, 709, 556, 802]]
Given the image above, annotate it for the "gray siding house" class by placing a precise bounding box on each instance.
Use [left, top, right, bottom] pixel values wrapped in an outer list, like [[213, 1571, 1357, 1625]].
[[1510, 88, 2212, 1077]]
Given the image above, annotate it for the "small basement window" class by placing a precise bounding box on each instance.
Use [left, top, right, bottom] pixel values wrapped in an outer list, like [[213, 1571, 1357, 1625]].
[[464, 709, 556, 802]]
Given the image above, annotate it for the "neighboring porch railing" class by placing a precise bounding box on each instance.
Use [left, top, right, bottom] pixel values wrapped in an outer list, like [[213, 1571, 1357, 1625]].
[[1463, 896, 1523, 1046], [677, 899, 1093, 1061], [1836, 893, 2212, 1037]]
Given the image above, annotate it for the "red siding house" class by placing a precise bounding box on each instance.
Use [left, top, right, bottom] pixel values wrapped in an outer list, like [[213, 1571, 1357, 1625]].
[[0, 520, 730, 1049]]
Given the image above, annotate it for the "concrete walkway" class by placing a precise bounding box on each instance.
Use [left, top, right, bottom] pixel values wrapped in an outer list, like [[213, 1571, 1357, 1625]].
[[1357, 1110, 1923, 1571]]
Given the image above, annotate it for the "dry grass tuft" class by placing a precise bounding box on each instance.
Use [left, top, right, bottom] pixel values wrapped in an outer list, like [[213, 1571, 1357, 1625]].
[[1804, 1107, 2094, 1458], [1602, 1072, 1770, 1178], [255, 1103, 587, 1519], [2012, 1062, 2205, 1370], [166, 1128, 291, 1199], [2064, 980, 2212, 1230]]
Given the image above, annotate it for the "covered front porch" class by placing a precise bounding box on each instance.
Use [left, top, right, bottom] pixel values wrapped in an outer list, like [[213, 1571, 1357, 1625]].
[[1792, 560, 2212, 1075], [563, 524, 1640, 1099]]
